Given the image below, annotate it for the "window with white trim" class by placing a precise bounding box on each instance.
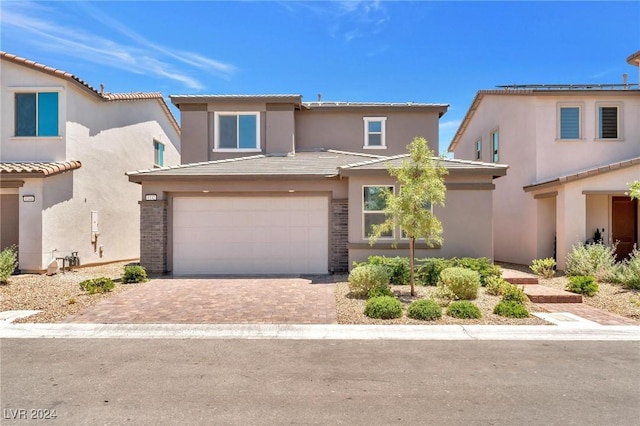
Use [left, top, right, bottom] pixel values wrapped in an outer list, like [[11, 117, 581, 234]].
[[490, 130, 499, 162], [596, 103, 621, 140], [558, 104, 582, 140], [153, 140, 164, 167], [475, 139, 482, 160], [363, 117, 387, 149], [14, 92, 59, 137], [214, 112, 260, 150], [363, 185, 393, 238]]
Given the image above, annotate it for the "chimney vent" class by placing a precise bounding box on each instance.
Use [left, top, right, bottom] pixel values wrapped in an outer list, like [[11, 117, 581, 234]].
[[100, 83, 105, 94], [317, 93, 322, 102], [623, 73, 628, 89]]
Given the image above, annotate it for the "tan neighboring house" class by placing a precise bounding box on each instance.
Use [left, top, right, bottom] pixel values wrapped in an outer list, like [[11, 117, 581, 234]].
[[0, 52, 181, 273], [449, 52, 640, 270], [127, 95, 507, 275]]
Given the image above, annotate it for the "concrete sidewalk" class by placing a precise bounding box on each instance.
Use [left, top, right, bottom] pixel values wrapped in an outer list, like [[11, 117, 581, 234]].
[[1, 322, 639, 341]]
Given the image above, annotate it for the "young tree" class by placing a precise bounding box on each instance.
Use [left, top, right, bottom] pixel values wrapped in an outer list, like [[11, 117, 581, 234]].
[[369, 137, 448, 295], [629, 181, 640, 200]]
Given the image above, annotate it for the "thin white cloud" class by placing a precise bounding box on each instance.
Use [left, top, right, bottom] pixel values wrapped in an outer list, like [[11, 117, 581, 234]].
[[280, 0, 389, 43], [0, 2, 235, 90], [439, 119, 462, 131]]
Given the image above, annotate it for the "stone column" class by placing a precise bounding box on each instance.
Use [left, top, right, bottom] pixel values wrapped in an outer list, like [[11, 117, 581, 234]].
[[330, 199, 349, 273], [139, 200, 167, 274]]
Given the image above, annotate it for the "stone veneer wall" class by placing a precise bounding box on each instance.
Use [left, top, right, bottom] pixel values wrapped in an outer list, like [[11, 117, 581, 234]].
[[140, 200, 167, 274], [330, 199, 349, 272]]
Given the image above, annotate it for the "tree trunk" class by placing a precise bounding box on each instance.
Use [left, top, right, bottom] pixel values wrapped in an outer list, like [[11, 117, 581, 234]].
[[409, 236, 415, 296]]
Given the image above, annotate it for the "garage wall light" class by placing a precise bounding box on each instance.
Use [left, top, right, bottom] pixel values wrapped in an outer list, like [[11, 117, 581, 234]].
[[144, 194, 157, 201], [22, 195, 36, 202]]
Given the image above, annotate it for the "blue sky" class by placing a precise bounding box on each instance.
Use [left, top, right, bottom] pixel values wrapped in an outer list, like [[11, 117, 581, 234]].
[[1, 1, 638, 152]]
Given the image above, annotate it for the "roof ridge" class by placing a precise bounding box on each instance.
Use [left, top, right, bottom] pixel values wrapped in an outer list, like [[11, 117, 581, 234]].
[[324, 149, 385, 159], [126, 154, 266, 176]]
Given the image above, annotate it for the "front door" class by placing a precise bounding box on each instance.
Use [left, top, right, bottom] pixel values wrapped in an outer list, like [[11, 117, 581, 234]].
[[612, 196, 637, 260]]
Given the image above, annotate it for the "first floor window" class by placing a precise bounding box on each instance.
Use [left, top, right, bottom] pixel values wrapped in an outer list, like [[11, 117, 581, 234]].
[[598, 105, 619, 139], [475, 139, 482, 160], [15, 92, 59, 137], [215, 112, 259, 149], [363, 186, 393, 238], [559, 106, 581, 139], [153, 141, 164, 167], [491, 130, 499, 162], [363, 117, 386, 148]]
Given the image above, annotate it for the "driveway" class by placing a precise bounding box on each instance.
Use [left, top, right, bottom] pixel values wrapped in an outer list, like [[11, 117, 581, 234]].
[[65, 276, 337, 324]]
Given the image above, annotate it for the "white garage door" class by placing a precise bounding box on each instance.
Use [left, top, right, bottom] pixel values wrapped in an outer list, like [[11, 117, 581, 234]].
[[173, 196, 329, 274]]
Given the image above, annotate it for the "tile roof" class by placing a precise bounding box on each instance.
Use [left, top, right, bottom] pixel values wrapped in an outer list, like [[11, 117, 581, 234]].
[[339, 154, 508, 177], [171, 94, 303, 106], [523, 157, 640, 192], [127, 150, 384, 181], [1, 51, 180, 135], [128, 150, 508, 182], [0, 161, 82, 177]]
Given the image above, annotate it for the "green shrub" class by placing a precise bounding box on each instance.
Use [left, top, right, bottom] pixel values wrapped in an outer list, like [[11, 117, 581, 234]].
[[446, 301, 482, 319], [530, 258, 556, 279], [364, 256, 411, 285], [122, 265, 148, 284], [485, 276, 512, 296], [439, 267, 480, 300], [348, 265, 390, 297], [501, 284, 529, 304], [494, 301, 530, 318], [407, 299, 442, 321], [453, 257, 501, 286], [364, 296, 403, 319], [566, 275, 599, 296], [432, 284, 456, 306], [415, 258, 454, 286], [367, 286, 394, 299], [79, 277, 115, 295], [615, 248, 640, 289], [565, 243, 617, 282], [0, 245, 18, 284]]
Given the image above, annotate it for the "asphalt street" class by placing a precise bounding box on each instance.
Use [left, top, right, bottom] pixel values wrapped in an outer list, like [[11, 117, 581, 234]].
[[1, 339, 639, 425]]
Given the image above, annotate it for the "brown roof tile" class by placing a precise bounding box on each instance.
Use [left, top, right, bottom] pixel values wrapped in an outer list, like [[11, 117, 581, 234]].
[[0, 161, 82, 177]]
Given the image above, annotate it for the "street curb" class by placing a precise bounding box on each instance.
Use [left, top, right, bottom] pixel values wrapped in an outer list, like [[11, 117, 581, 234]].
[[1, 323, 639, 341]]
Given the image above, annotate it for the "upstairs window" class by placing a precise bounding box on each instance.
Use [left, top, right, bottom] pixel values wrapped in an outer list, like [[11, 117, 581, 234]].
[[363, 117, 387, 149], [214, 112, 260, 150], [558, 105, 581, 139], [15, 92, 59, 137], [475, 139, 482, 160], [490, 130, 499, 163], [153, 140, 164, 167], [597, 104, 620, 139], [363, 186, 393, 238]]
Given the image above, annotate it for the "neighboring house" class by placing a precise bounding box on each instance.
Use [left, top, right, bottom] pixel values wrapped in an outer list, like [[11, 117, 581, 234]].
[[128, 95, 507, 275], [0, 52, 181, 273], [449, 52, 640, 270]]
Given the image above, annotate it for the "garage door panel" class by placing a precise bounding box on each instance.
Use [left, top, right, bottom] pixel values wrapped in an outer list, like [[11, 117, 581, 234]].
[[173, 196, 328, 274]]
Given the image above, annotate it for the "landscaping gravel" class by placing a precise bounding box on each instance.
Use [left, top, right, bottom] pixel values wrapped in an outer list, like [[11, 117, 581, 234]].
[[498, 262, 640, 321], [335, 282, 549, 325], [2, 261, 639, 325], [0, 261, 146, 323]]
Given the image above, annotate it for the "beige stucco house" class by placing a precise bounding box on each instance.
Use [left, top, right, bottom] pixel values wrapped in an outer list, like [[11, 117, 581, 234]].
[[449, 52, 640, 270], [0, 52, 181, 272], [128, 95, 507, 275]]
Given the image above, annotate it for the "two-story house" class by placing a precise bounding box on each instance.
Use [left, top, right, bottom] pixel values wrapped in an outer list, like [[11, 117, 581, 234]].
[[449, 52, 640, 270], [0, 52, 181, 273], [128, 95, 507, 275]]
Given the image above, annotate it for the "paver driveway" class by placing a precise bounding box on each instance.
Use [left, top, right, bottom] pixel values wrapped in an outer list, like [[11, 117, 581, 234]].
[[65, 276, 337, 324]]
